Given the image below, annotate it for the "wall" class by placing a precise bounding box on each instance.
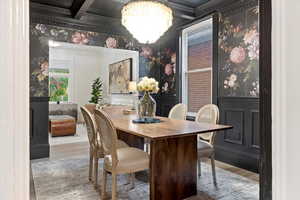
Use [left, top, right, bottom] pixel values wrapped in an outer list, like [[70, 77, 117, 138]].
[[30, 21, 178, 158], [186, 0, 260, 172], [30, 23, 176, 98], [218, 3, 259, 97], [214, 1, 260, 172], [49, 42, 139, 120]]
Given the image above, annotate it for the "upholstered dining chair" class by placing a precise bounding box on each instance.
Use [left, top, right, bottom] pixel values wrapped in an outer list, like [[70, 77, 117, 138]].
[[80, 105, 128, 189], [94, 109, 149, 200], [144, 103, 187, 153], [195, 104, 220, 186], [168, 103, 187, 120]]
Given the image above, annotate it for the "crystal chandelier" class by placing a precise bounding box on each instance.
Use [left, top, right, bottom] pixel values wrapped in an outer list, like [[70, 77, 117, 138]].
[[121, 0, 173, 44]]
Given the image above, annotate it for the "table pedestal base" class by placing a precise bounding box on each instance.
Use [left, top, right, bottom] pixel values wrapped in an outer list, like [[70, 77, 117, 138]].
[[150, 135, 197, 200]]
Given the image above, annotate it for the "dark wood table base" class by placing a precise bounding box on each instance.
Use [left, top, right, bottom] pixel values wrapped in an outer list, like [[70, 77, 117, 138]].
[[150, 135, 197, 200]]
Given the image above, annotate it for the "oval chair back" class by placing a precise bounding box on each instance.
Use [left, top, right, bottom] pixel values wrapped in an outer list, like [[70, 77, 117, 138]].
[[84, 103, 97, 115], [94, 109, 119, 168], [195, 104, 220, 144], [168, 103, 187, 120], [80, 105, 99, 150]]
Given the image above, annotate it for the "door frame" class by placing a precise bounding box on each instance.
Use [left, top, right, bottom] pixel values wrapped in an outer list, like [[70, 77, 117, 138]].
[[1, 0, 282, 199], [259, 0, 272, 199], [0, 0, 30, 199]]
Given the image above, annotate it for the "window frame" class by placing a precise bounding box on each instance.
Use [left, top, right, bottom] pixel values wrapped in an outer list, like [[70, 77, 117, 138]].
[[181, 17, 213, 117]]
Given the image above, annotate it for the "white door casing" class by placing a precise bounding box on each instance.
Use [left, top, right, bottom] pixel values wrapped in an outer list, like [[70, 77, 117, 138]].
[[0, 0, 30, 199]]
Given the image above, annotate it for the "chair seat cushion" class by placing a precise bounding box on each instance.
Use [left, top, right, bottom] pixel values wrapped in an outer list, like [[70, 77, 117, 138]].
[[104, 147, 149, 174], [198, 140, 214, 158], [96, 139, 128, 157], [117, 140, 129, 148], [97, 138, 128, 149]]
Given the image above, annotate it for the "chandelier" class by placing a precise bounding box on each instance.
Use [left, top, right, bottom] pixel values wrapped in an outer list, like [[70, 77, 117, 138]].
[[121, 0, 173, 44]]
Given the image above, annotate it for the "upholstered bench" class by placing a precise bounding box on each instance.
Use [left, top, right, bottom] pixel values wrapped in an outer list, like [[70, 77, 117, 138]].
[[49, 115, 76, 137]]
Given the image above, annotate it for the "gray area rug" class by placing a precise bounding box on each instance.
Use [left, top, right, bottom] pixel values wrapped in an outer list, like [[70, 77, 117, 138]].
[[31, 156, 258, 200], [49, 124, 88, 146]]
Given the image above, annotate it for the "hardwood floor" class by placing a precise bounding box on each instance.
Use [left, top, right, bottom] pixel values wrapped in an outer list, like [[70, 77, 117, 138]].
[[49, 141, 259, 181], [30, 141, 259, 199]]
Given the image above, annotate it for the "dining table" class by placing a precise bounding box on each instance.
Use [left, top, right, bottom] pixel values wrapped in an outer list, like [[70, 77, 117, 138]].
[[102, 106, 232, 200]]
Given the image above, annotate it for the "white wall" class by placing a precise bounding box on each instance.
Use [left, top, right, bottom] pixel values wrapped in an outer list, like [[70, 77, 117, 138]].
[[272, 0, 300, 199], [50, 42, 139, 121]]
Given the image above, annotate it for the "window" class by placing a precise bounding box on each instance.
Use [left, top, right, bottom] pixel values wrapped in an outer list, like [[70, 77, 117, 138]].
[[49, 67, 70, 102], [182, 18, 213, 116]]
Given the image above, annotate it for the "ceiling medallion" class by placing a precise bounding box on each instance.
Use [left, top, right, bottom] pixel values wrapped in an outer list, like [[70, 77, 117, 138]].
[[121, 0, 173, 44]]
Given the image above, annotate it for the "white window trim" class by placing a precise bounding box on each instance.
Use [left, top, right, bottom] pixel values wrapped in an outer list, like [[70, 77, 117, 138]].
[[186, 68, 212, 74], [181, 18, 213, 116]]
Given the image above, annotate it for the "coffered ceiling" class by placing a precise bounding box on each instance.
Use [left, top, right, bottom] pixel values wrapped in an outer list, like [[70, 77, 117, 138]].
[[30, 0, 211, 21]]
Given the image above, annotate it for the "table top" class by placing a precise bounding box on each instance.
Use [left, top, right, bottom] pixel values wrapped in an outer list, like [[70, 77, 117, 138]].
[[49, 115, 75, 121], [102, 106, 232, 141]]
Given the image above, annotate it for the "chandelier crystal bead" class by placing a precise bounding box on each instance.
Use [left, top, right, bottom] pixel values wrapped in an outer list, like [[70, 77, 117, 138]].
[[121, 0, 173, 44]]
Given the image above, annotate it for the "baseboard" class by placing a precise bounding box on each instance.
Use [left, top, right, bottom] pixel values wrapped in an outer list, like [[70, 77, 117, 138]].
[[30, 144, 49, 160], [214, 146, 259, 173]]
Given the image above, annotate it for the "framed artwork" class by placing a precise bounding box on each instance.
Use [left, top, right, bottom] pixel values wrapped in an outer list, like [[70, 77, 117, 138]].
[[109, 58, 133, 94]]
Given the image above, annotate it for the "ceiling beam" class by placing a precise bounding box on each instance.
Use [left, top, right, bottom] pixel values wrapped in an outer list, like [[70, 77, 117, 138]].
[[168, 2, 196, 20], [71, 0, 96, 19], [168, 2, 195, 14], [195, 0, 236, 16], [173, 10, 196, 20], [30, 2, 72, 17]]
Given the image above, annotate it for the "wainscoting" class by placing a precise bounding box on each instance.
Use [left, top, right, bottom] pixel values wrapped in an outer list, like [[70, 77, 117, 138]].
[[214, 97, 259, 172], [30, 97, 49, 159]]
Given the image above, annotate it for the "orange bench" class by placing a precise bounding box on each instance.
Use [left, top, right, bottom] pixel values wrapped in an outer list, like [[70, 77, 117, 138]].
[[49, 115, 76, 137]]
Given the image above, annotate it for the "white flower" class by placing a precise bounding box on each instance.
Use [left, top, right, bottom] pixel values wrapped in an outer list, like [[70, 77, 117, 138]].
[[224, 74, 238, 89], [137, 76, 159, 93], [229, 74, 237, 82]]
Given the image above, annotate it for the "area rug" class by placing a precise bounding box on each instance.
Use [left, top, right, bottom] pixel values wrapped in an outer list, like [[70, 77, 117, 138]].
[[49, 124, 88, 146], [31, 156, 258, 200]]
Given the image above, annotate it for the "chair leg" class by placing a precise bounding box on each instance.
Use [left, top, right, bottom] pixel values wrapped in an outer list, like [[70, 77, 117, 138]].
[[211, 155, 217, 187], [145, 143, 149, 153], [197, 159, 201, 177], [112, 173, 117, 200], [101, 169, 107, 199], [89, 149, 93, 181], [94, 157, 99, 189], [130, 173, 135, 190]]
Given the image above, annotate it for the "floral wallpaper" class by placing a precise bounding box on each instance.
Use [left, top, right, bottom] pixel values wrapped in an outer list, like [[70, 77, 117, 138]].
[[218, 5, 259, 97], [30, 23, 176, 97]]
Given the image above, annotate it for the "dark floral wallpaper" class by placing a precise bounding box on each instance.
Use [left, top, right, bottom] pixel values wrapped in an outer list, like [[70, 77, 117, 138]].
[[30, 23, 176, 97], [218, 5, 259, 97]]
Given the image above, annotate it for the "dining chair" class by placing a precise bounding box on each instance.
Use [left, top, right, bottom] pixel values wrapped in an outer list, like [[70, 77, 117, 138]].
[[94, 109, 149, 200], [168, 103, 187, 120], [195, 104, 220, 186], [80, 105, 128, 189], [144, 103, 187, 153]]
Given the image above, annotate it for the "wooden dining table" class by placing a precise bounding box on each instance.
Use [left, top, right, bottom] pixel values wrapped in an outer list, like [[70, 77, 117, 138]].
[[102, 106, 232, 200]]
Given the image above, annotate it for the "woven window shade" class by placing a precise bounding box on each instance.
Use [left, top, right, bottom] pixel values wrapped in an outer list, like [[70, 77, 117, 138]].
[[187, 41, 212, 113], [188, 41, 212, 70]]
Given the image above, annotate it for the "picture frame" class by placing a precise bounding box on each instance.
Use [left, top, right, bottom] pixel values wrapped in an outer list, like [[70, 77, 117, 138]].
[[109, 58, 133, 94]]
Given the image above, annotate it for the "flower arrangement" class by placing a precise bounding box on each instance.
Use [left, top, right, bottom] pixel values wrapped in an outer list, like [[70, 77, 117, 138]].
[[137, 77, 159, 93]]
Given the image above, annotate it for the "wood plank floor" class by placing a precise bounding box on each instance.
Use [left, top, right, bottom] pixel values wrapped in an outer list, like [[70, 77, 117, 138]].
[[30, 141, 259, 199]]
